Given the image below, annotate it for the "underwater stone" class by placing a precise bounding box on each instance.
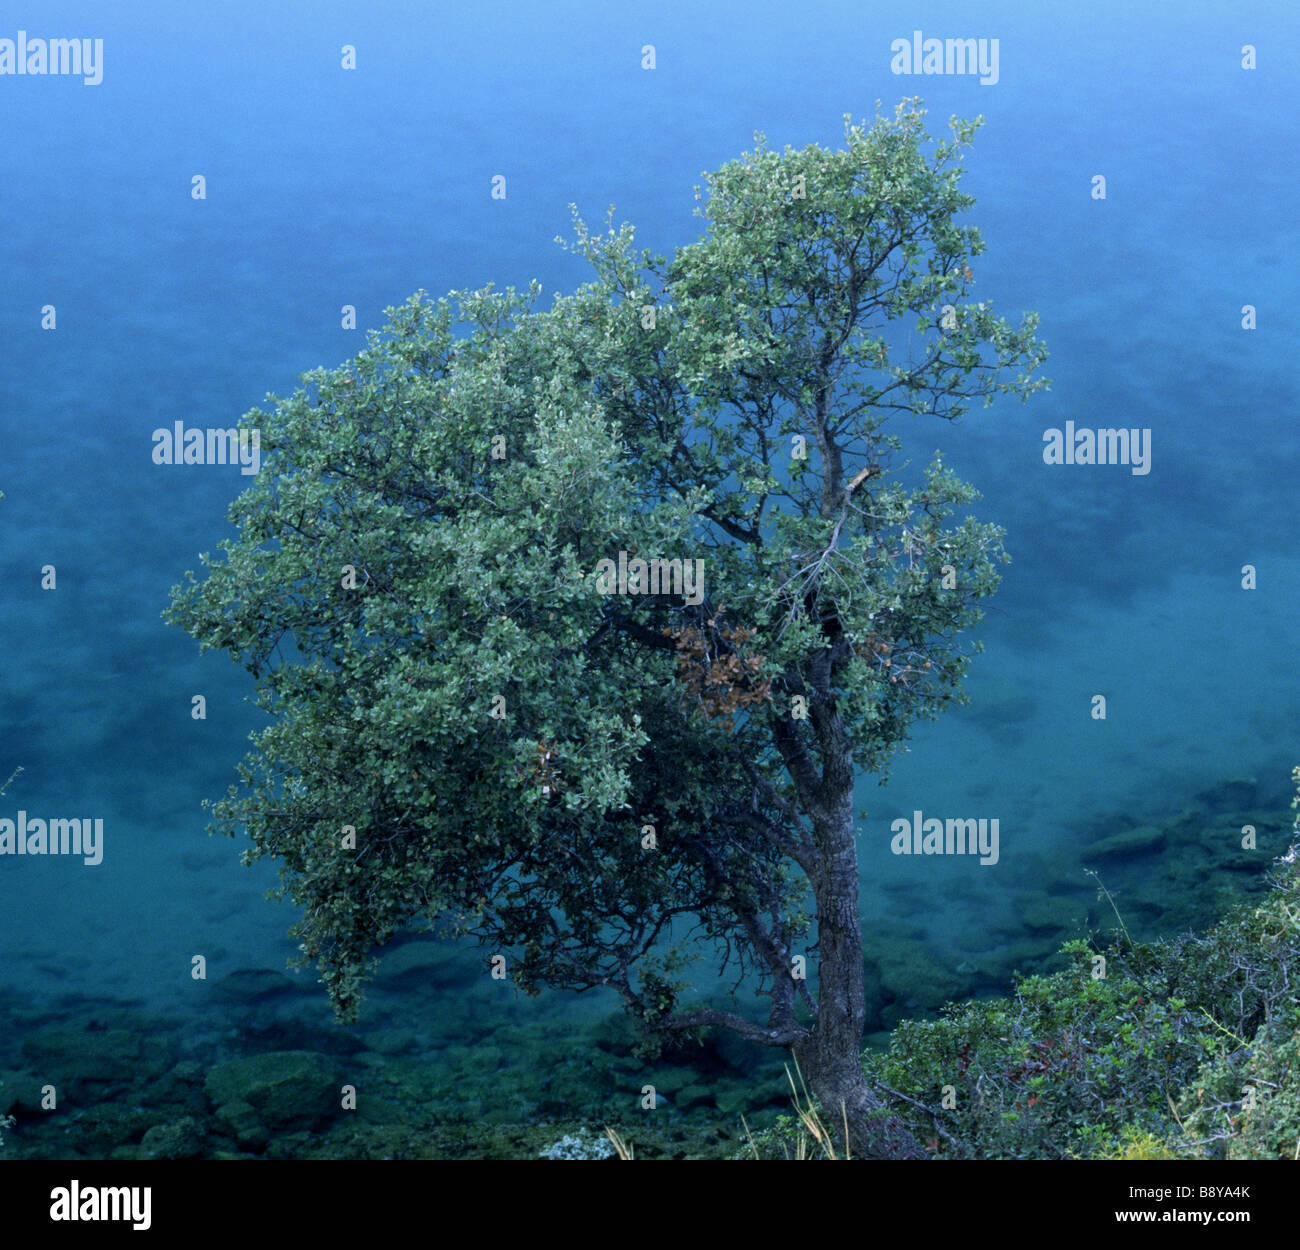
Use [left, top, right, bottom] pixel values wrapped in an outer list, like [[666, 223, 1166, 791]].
[[204, 1050, 343, 1135], [1018, 892, 1073, 934], [355, 1095, 410, 1126], [651, 1065, 699, 1097], [143, 1060, 208, 1117], [367, 1028, 416, 1056], [1196, 777, 1258, 809], [140, 1116, 206, 1159], [210, 968, 300, 1004], [442, 1043, 504, 1076], [866, 938, 966, 1010], [374, 941, 467, 992], [212, 1098, 269, 1152], [674, 1082, 716, 1112], [1080, 826, 1166, 864], [21, 1026, 171, 1086]]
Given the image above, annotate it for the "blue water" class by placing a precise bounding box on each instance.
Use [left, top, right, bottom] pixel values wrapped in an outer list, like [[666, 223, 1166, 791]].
[[2, 0, 1297, 1125]]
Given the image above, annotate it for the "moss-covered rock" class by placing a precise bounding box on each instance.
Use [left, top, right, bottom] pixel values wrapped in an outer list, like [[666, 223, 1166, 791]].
[[589, 1011, 641, 1054], [1016, 891, 1074, 934], [1196, 776, 1257, 810], [367, 1029, 416, 1056], [649, 1065, 699, 1097], [441, 1043, 503, 1077], [211, 1098, 269, 1152], [0, 1068, 46, 1115], [21, 1025, 171, 1087], [143, 1060, 208, 1118], [867, 937, 968, 1023], [354, 1094, 411, 1126], [205, 1050, 343, 1138], [1079, 825, 1166, 864], [674, 1082, 716, 1112], [140, 1116, 206, 1160], [211, 968, 300, 1005]]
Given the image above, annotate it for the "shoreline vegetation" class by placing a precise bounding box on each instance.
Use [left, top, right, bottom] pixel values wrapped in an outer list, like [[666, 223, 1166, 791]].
[[782, 843, 1300, 1160], [2, 769, 1296, 1161]]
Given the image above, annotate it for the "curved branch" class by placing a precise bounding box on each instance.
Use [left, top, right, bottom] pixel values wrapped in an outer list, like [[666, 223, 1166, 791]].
[[651, 1007, 809, 1049]]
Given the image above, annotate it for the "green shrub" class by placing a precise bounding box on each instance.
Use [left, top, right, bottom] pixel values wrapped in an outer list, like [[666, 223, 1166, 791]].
[[1094, 1126, 1181, 1160], [1175, 1017, 1300, 1159], [861, 850, 1300, 1159], [861, 940, 1210, 1158], [735, 1113, 836, 1161]]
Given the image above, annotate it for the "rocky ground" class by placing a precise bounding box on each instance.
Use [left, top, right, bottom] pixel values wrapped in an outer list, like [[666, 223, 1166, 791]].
[[0, 970, 789, 1160], [2, 775, 1286, 1160]]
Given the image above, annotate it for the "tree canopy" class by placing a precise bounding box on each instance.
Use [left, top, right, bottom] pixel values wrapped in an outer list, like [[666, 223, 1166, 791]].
[[166, 100, 1048, 1157]]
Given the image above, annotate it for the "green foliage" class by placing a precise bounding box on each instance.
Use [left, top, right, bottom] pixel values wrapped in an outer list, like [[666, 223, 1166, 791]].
[[863, 945, 1207, 1158], [862, 850, 1300, 1158], [1176, 1020, 1300, 1159], [165, 100, 1047, 1042], [1171, 778, 1300, 1156], [1094, 1127, 1181, 1160], [736, 1113, 834, 1161]]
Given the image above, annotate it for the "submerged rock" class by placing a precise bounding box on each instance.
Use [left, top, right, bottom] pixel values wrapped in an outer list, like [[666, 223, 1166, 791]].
[[210, 968, 300, 1005], [674, 1082, 715, 1112], [1080, 826, 1166, 864], [1017, 892, 1072, 934], [373, 941, 466, 992], [212, 1098, 269, 1153], [367, 1028, 416, 1057], [651, 1065, 699, 1097], [204, 1049, 344, 1143], [1196, 776, 1258, 810], [21, 1025, 171, 1087], [140, 1116, 206, 1159], [0, 1068, 44, 1114]]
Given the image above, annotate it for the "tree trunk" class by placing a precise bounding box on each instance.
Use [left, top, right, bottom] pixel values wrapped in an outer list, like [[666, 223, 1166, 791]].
[[796, 807, 927, 1160]]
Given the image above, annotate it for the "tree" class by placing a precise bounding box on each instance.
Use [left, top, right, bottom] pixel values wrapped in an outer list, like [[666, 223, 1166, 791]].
[[166, 101, 1048, 1159]]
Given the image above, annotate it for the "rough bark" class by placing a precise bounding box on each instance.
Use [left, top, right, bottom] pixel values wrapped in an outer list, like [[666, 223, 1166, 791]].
[[796, 795, 927, 1160]]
